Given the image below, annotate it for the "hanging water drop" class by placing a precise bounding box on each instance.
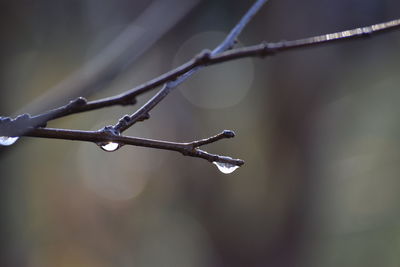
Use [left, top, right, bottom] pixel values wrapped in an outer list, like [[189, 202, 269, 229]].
[[100, 142, 120, 152], [213, 161, 240, 174], [0, 136, 19, 146]]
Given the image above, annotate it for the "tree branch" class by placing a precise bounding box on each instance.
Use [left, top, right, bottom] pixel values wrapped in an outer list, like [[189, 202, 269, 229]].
[[1, 16, 399, 137], [209, 18, 400, 64], [1, 1, 400, 171], [112, 0, 269, 132], [24, 127, 244, 166]]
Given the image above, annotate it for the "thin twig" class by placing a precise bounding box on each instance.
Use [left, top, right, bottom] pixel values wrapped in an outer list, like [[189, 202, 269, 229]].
[[113, 0, 269, 132], [209, 18, 400, 64], [25, 128, 244, 166]]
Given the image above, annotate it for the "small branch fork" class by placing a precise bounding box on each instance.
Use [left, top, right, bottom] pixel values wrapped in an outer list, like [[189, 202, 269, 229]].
[[25, 127, 243, 166], [1, 0, 400, 167]]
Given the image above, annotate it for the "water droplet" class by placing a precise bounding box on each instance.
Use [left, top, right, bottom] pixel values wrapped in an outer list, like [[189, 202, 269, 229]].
[[100, 142, 120, 152], [213, 161, 239, 174], [0, 136, 19, 146]]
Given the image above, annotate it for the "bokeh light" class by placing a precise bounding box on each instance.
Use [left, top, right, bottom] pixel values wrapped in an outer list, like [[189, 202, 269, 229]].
[[173, 31, 254, 109]]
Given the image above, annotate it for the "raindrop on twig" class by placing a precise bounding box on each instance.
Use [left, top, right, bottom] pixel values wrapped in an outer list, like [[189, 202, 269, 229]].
[[0, 136, 19, 146], [99, 142, 120, 152], [213, 161, 240, 174]]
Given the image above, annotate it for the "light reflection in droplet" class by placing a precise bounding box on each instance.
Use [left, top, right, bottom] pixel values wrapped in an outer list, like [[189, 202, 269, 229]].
[[100, 142, 120, 152], [212, 161, 240, 174], [0, 136, 19, 146]]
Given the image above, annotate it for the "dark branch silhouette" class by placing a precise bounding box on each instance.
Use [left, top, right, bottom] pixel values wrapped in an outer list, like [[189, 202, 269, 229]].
[[1, 0, 400, 170], [25, 128, 243, 166], [2, 18, 399, 136]]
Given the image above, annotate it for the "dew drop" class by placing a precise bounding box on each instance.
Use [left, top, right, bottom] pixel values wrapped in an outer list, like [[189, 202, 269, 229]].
[[0, 136, 19, 146], [100, 142, 120, 152], [213, 161, 240, 174]]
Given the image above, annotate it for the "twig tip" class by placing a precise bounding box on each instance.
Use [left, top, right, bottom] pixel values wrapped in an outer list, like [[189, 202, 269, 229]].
[[222, 130, 235, 138]]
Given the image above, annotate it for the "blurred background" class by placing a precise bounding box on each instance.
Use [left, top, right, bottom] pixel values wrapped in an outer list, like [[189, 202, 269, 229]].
[[1, 0, 400, 266]]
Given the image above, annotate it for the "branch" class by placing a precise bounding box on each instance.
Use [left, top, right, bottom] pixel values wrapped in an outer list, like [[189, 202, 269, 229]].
[[112, 0, 270, 132], [24, 127, 244, 166], [1, 1, 400, 172], [112, 17, 400, 132], [209, 18, 400, 64], [2, 16, 399, 137], [0, 0, 266, 172], [0, 0, 269, 136], [7, 55, 210, 134]]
